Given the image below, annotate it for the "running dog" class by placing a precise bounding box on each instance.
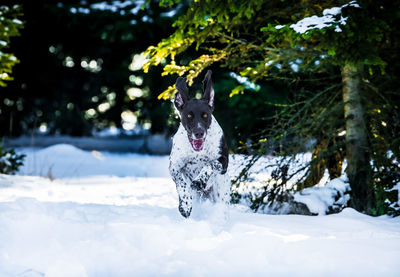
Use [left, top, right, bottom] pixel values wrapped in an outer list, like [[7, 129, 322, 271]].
[[169, 70, 230, 218]]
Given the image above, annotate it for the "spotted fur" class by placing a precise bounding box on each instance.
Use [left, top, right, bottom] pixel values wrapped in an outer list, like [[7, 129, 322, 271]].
[[169, 71, 230, 218]]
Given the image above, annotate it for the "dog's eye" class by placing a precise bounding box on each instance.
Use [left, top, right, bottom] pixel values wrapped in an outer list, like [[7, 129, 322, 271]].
[[202, 113, 208, 118], [187, 114, 192, 119]]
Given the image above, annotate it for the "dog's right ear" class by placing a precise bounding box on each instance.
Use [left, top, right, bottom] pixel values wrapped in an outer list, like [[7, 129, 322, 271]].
[[174, 77, 189, 111], [202, 70, 214, 110]]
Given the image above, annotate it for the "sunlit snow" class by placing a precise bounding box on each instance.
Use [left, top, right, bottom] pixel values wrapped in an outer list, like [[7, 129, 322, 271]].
[[285, 0, 360, 34], [0, 144, 399, 276]]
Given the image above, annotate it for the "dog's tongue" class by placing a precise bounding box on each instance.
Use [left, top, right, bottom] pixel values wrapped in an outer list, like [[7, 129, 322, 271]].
[[188, 137, 205, 151]]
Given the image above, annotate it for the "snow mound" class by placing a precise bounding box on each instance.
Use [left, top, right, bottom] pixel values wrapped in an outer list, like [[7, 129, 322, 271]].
[[17, 144, 170, 178], [294, 177, 350, 215], [35, 143, 90, 158]]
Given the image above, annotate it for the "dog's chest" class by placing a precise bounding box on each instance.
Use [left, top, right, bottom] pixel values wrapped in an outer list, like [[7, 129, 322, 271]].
[[170, 116, 222, 177]]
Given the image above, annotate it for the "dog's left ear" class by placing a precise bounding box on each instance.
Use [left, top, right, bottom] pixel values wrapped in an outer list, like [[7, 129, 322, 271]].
[[174, 76, 189, 111], [202, 70, 214, 110]]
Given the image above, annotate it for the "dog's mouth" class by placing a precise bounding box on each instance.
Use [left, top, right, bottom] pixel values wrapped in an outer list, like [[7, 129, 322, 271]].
[[188, 136, 205, 151]]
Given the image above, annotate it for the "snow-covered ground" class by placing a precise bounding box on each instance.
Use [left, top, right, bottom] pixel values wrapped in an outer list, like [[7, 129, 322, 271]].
[[0, 144, 400, 276]]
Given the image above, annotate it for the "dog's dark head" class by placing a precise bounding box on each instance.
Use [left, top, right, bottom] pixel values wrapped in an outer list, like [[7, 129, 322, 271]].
[[174, 70, 215, 151]]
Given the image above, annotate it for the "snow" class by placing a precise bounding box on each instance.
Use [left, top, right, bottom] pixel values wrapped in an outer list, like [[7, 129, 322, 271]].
[[0, 153, 12, 167], [92, 126, 122, 137], [289, 0, 360, 34], [275, 25, 285, 30], [230, 153, 313, 190], [389, 183, 400, 211], [230, 72, 260, 91], [69, 0, 144, 15], [92, 126, 150, 137], [294, 177, 350, 215], [289, 62, 299, 72], [1, 144, 400, 276], [18, 144, 170, 178], [90, 1, 136, 13]]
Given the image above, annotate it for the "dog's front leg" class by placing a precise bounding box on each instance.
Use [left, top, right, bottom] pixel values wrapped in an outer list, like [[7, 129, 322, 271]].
[[192, 164, 213, 191], [192, 160, 226, 191], [170, 161, 193, 218]]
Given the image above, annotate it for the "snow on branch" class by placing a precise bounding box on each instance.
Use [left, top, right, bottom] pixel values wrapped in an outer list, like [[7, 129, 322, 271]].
[[278, 1, 360, 34]]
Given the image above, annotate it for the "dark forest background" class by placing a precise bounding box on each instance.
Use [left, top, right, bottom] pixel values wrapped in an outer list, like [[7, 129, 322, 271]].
[[0, 0, 286, 151]]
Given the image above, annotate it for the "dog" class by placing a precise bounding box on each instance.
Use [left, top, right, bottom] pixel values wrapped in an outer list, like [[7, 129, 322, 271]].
[[169, 70, 230, 218]]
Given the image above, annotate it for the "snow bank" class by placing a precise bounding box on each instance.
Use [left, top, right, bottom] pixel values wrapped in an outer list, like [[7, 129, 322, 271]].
[[0, 145, 400, 276], [229, 153, 312, 188], [18, 144, 170, 179], [17, 145, 349, 215], [294, 177, 350, 215], [389, 182, 400, 212], [229, 154, 352, 215]]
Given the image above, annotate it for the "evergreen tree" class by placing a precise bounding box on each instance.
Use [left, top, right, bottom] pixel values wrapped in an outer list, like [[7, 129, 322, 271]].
[[143, 0, 400, 214], [0, 4, 23, 87], [0, 4, 25, 175]]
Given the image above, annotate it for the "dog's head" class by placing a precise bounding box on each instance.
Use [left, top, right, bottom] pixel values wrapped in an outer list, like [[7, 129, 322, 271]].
[[174, 70, 215, 151]]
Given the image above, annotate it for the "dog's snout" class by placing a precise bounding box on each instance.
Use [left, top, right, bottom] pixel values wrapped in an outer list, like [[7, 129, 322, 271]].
[[194, 130, 204, 139], [192, 122, 206, 139]]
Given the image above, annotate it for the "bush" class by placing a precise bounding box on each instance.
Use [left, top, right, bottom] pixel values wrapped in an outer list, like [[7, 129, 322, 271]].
[[0, 144, 25, 175]]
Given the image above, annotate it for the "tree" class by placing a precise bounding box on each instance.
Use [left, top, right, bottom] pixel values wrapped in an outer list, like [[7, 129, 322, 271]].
[[0, 4, 23, 87], [143, 0, 400, 214], [0, 4, 25, 175]]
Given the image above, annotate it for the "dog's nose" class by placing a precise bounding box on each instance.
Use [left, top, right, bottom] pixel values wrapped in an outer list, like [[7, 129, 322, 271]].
[[194, 131, 204, 139]]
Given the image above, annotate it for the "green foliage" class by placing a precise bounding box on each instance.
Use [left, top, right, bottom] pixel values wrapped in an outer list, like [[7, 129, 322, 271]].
[[144, 0, 400, 215], [144, 0, 398, 97], [366, 82, 400, 216], [214, 73, 290, 150], [0, 143, 25, 175], [0, 5, 25, 175], [0, 4, 23, 87]]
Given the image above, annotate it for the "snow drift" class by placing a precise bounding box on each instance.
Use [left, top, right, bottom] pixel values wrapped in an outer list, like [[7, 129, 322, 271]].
[[0, 144, 399, 276]]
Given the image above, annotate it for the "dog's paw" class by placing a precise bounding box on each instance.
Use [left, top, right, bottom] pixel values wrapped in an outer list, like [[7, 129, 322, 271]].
[[178, 201, 192, 218], [191, 179, 206, 191]]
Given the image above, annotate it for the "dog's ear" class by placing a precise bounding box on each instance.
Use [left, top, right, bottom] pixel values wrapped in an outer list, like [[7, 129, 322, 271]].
[[174, 77, 189, 110], [202, 70, 214, 110]]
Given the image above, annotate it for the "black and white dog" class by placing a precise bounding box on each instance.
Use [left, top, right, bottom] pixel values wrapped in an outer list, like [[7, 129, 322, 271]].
[[169, 70, 230, 218]]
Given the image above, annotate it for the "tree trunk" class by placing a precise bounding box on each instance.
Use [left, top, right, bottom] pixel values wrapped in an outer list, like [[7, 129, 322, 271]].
[[342, 63, 374, 213]]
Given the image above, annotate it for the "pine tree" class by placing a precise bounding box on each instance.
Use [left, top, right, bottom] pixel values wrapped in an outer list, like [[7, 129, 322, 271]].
[[0, 4, 23, 87], [0, 4, 24, 175], [143, 0, 400, 214]]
